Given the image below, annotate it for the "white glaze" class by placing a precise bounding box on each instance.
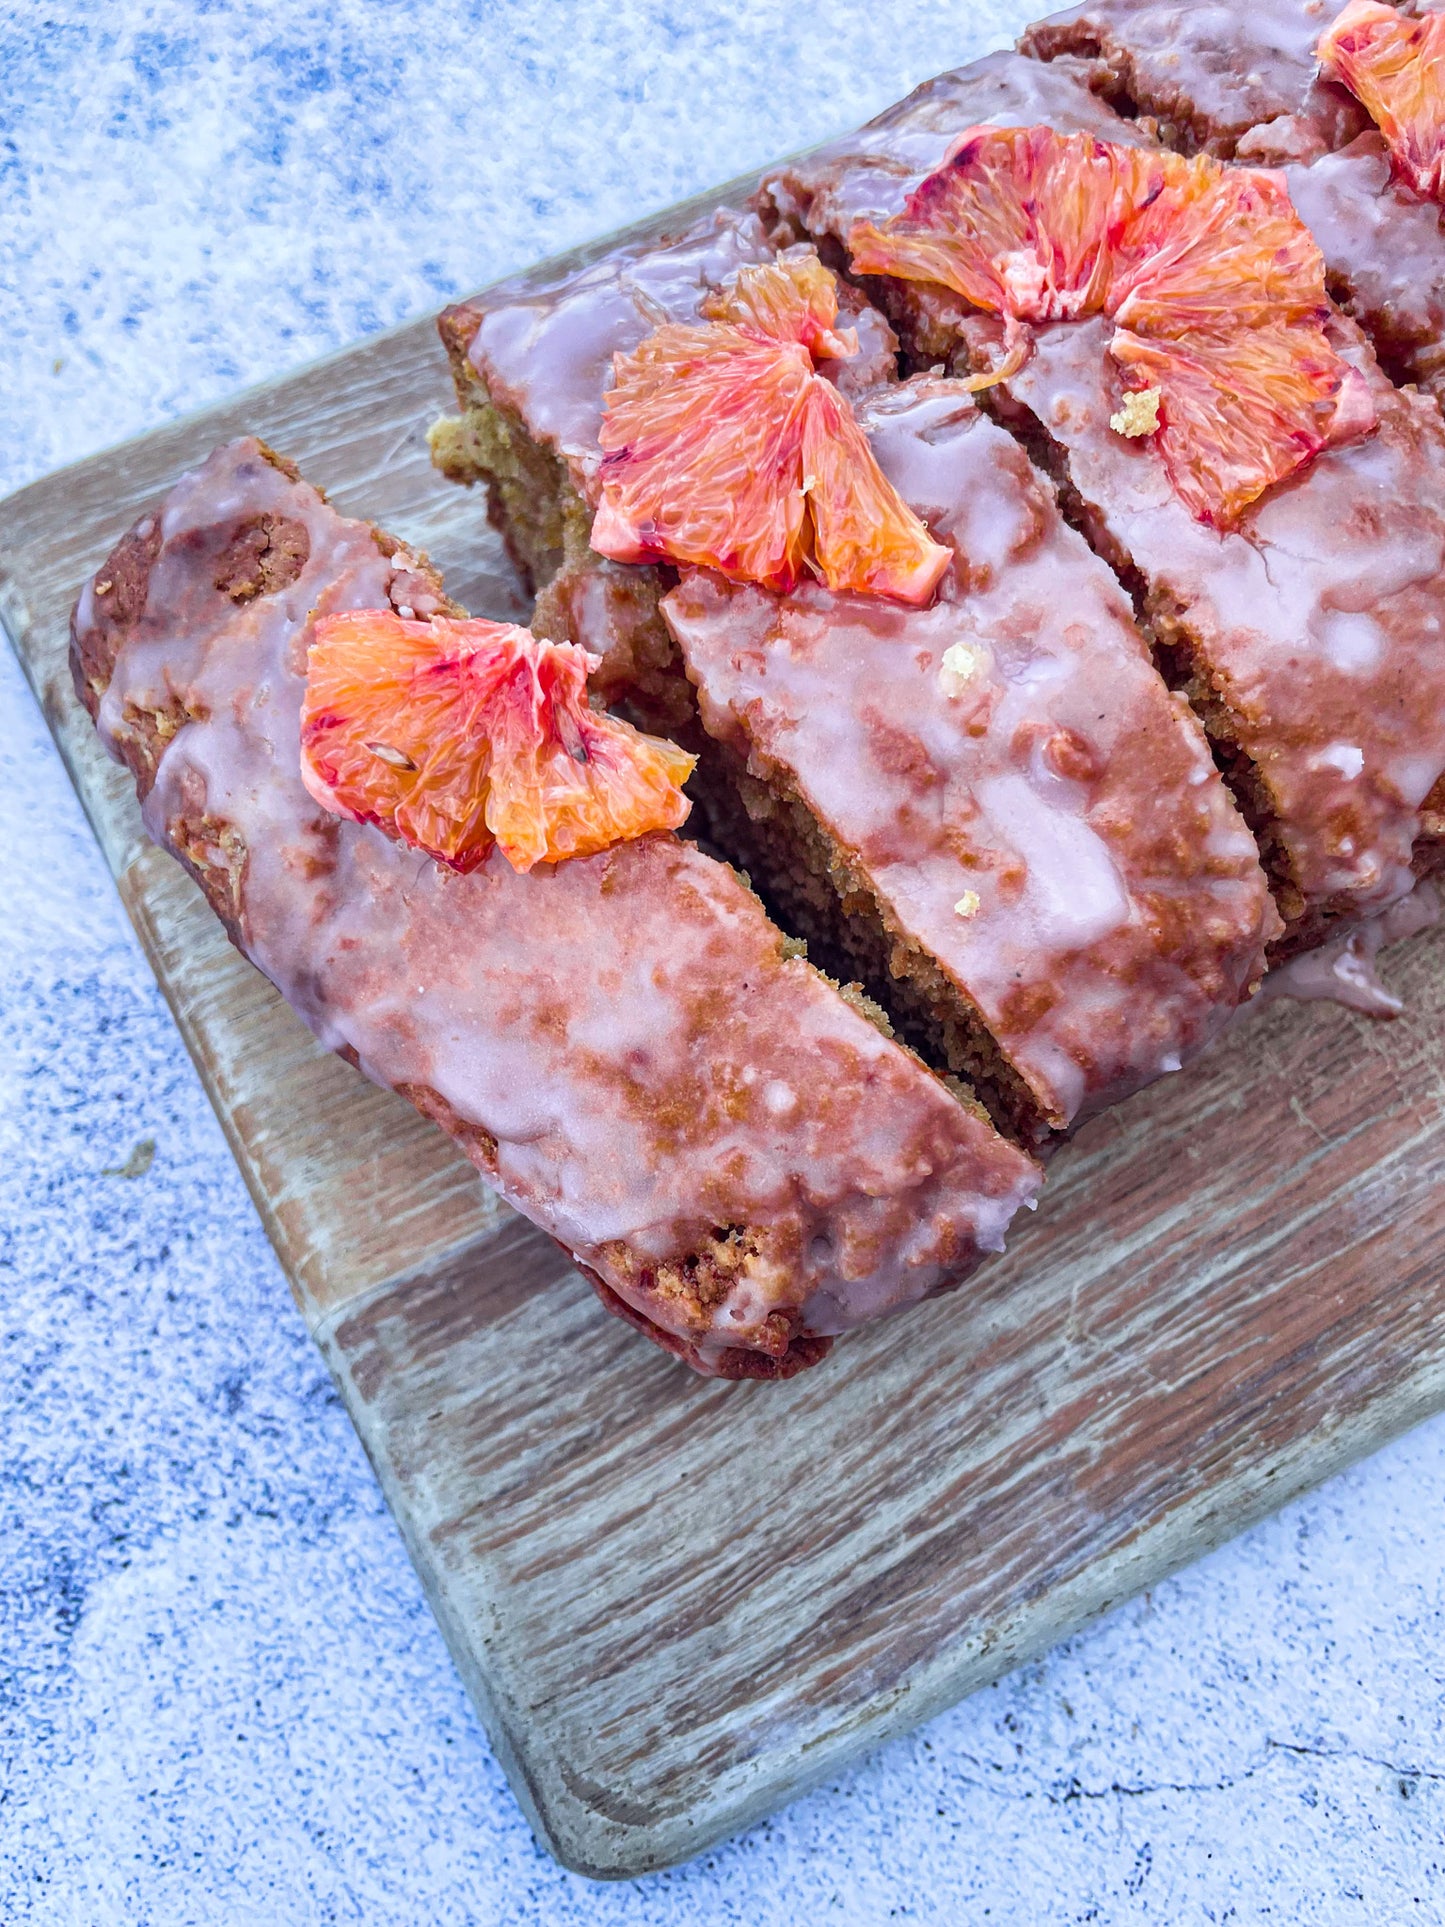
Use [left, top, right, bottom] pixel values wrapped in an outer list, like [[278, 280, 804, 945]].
[[1008, 315, 1445, 919], [1259, 881, 1442, 1016]]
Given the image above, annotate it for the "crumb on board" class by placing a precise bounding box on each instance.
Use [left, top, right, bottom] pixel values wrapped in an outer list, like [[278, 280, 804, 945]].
[[101, 1137, 155, 1180]]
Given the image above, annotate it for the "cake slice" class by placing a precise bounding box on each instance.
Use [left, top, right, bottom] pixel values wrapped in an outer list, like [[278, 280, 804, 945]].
[[1021, 0, 1445, 402], [662, 376, 1279, 1143], [433, 200, 1279, 1145], [71, 436, 1041, 1378], [760, 50, 1445, 947]]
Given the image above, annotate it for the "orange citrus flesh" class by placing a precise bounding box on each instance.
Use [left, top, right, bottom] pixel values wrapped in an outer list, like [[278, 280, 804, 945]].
[[1317, 0, 1445, 201], [1109, 155, 1329, 333], [300, 611, 695, 874], [593, 256, 951, 603], [1110, 153, 1371, 523], [801, 381, 960, 600], [702, 249, 859, 358], [1111, 321, 1367, 524], [849, 125, 1134, 320], [848, 128, 1374, 527]]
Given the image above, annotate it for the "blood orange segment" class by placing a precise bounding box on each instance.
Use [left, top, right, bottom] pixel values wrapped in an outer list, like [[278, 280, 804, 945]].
[[846, 127, 1373, 526], [590, 328, 817, 589], [702, 251, 858, 359], [1109, 155, 1329, 333], [1111, 322, 1370, 525], [1106, 151, 1369, 524], [1317, 0, 1445, 201], [801, 382, 954, 601], [479, 638, 698, 872], [593, 256, 950, 604], [300, 611, 694, 874]]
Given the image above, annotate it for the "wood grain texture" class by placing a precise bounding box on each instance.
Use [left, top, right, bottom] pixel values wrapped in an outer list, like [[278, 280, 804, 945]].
[[5, 187, 1445, 1877]]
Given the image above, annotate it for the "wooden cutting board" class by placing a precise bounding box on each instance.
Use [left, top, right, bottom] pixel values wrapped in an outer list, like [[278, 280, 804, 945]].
[[6, 182, 1445, 1880]]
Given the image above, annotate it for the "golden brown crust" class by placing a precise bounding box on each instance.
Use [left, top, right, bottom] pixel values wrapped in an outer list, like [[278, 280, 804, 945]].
[[70, 517, 163, 729], [211, 513, 312, 603]]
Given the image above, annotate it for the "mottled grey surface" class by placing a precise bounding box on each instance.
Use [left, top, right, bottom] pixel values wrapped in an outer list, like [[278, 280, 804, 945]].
[[4, 1, 1445, 1920]]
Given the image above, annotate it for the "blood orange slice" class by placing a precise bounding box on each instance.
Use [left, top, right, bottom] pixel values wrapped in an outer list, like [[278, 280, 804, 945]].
[[300, 611, 694, 874], [1317, 0, 1445, 201], [801, 381, 962, 601], [1107, 151, 1370, 525], [849, 124, 1131, 322], [590, 326, 817, 590], [702, 250, 859, 358], [846, 126, 1372, 525], [592, 256, 950, 604]]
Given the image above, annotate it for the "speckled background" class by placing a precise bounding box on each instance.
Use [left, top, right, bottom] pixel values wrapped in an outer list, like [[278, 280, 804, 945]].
[[4, 2, 1445, 1921]]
